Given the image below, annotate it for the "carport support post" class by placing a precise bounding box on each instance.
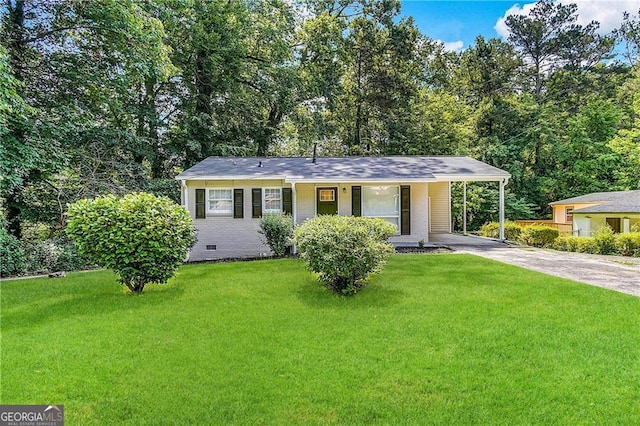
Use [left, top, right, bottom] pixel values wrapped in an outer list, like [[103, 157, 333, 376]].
[[291, 182, 297, 254], [463, 181, 467, 235], [499, 179, 505, 241]]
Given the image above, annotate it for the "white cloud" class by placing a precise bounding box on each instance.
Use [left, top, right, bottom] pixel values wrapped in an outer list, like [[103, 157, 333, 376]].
[[495, 3, 535, 39], [495, 0, 640, 39], [440, 40, 465, 52]]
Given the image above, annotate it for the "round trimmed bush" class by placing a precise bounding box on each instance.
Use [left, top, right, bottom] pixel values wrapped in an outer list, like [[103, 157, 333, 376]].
[[293, 216, 396, 295], [66, 192, 196, 293]]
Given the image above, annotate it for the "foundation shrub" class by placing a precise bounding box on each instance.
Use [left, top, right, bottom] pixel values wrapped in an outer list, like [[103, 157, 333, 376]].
[[259, 212, 294, 257]]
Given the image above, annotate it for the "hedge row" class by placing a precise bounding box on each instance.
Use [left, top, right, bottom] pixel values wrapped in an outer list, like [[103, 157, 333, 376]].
[[0, 229, 92, 277], [479, 222, 559, 248], [554, 229, 640, 256], [479, 221, 640, 257]]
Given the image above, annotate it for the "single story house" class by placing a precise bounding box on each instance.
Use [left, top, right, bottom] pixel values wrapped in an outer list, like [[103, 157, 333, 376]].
[[550, 190, 640, 236], [176, 156, 511, 261]]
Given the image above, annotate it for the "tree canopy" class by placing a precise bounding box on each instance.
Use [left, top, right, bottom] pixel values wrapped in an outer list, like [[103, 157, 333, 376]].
[[1, 0, 639, 233]]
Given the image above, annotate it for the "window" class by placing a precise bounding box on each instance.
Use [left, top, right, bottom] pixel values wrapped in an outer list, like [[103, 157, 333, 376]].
[[263, 188, 282, 213], [362, 186, 399, 229], [565, 207, 574, 223], [208, 189, 233, 214], [195, 189, 206, 219], [319, 189, 335, 202]]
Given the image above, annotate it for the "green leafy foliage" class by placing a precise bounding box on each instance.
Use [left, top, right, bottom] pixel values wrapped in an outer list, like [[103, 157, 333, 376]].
[[2, 0, 639, 240], [479, 221, 523, 241], [553, 236, 581, 252], [615, 233, 640, 257], [518, 225, 560, 248], [22, 241, 63, 275], [65, 192, 195, 293], [0, 229, 26, 276], [554, 232, 640, 257], [592, 226, 617, 255], [293, 215, 396, 294], [259, 212, 294, 257]]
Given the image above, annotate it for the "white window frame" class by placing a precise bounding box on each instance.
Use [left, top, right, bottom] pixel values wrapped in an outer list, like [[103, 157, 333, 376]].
[[565, 207, 574, 223], [263, 187, 282, 214], [362, 186, 400, 232], [207, 188, 233, 215]]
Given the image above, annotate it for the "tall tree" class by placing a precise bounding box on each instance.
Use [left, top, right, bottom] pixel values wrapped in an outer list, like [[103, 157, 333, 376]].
[[1, 0, 175, 233], [505, 0, 614, 99], [615, 9, 640, 66]]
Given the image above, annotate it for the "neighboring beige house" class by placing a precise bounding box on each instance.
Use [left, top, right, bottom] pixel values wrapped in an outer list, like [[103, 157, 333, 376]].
[[550, 190, 640, 237], [176, 156, 511, 261]]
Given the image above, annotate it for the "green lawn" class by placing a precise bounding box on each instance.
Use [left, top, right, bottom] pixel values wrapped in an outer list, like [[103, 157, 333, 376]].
[[2, 254, 639, 424]]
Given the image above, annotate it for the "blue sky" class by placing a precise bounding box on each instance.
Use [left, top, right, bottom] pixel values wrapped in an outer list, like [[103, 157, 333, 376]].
[[400, 1, 521, 50], [399, 0, 640, 52]]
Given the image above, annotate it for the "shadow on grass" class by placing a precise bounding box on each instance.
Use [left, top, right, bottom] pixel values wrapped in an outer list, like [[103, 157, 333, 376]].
[[2, 278, 184, 330], [295, 275, 405, 309]]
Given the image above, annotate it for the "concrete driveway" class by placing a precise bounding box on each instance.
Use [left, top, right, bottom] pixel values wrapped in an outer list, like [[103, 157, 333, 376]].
[[430, 234, 640, 297]]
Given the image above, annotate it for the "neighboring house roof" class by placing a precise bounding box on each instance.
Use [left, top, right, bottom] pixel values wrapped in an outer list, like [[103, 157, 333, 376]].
[[175, 156, 511, 183], [550, 190, 640, 214]]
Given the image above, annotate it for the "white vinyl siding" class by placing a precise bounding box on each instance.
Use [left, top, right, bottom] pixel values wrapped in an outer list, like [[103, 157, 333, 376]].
[[429, 181, 450, 233], [295, 184, 316, 222]]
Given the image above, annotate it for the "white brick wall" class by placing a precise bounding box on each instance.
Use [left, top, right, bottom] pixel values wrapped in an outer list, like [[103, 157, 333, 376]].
[[186, 179, 286, 260], [184, 180, 449, 260]]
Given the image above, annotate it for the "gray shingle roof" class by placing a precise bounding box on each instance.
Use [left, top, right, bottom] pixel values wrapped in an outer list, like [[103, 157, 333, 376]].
[[552, 190, 640, 214], [175, 156, 511, 182]]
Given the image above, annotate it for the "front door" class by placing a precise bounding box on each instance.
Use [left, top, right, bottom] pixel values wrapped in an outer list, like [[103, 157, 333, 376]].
[[317, 187, 338, 215]]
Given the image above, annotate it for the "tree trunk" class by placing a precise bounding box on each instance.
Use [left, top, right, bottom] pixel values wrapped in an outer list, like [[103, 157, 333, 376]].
[[187, 47, 214, 165], [145, 78, 164, 179], [256, 104, 283, 157]]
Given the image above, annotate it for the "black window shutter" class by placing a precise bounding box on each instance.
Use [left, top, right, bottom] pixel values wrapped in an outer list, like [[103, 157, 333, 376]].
[[233, 189, 244, 218], [252, 188, 262, 218], [401, 185, 410, 235], [195, 189, 206, 219], [352, 186, 361, 217], [282, 188, 292, 215]]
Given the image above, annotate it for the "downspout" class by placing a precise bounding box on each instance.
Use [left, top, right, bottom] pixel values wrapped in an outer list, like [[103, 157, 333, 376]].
[[180, 179, 188, 208], [463, 181, 467, 235], [180, 179, 190, 262]]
